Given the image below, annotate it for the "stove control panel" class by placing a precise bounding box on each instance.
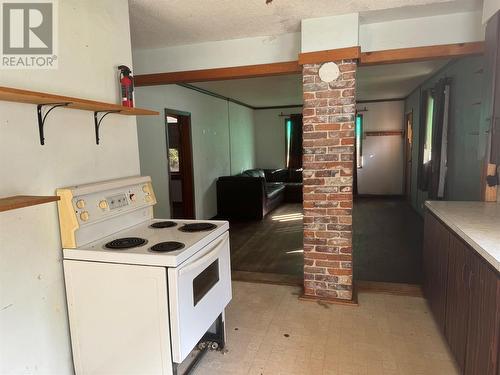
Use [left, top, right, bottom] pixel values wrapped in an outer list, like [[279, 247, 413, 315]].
[[56, 176, 157, 248], [106, 193, 128, 210]]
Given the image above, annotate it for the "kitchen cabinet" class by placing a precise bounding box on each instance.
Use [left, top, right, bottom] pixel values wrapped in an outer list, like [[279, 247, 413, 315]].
[[422, 212, 449, 330], [444, 235, 472, 371], [423, 210, 500, 375], [465, 253, 500, 375]]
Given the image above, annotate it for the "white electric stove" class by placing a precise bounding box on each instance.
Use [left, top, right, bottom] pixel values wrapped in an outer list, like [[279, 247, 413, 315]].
[[56, 176, 232, 375]]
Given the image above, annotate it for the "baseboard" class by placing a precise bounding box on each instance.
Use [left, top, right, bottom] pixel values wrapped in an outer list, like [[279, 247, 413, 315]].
[[356, 280, 422, 297], [355, 194, 406, 199], [299, 291, 359, 306], [232, 270, 302, 286]]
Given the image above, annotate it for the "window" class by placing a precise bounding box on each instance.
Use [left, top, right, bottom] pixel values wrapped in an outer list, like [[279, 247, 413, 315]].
[[169, 148, 180, 172], [192, 259, 219, 306], [355, 113, 363, 169], [285, 118, 292, 167], [284, 115, 303, 169], [423, 92, 434, 164], [167, 115, 180, 173]]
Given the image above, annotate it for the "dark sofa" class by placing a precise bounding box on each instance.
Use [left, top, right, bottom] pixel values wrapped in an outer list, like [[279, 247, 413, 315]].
[[265, 168, 303, 203], [216, 168, 302, 220]]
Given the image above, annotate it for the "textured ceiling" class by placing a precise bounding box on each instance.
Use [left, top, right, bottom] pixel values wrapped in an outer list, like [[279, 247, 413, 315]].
[[190, 60, 449, 106], [129, 0, 481, 49], [356, 60, 449, 101]]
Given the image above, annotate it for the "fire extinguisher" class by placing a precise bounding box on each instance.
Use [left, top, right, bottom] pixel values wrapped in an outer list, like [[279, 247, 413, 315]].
[[118, 65, 134, 107]]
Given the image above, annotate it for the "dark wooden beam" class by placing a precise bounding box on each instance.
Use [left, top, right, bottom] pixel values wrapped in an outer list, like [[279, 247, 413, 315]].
[[135, 61, 301, 87], [298, 46, 361, 65], [359, 42, 485, 66]]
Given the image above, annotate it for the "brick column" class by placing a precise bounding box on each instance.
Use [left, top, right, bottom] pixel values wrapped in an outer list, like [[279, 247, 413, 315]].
[[302, 60, 356, 301]]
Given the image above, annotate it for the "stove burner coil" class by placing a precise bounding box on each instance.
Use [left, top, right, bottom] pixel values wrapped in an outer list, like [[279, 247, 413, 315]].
[[105, 237, 147, 250], [150, 221, 177, 228], [150, 241, 185, 252], [179, 223, 217, 232]]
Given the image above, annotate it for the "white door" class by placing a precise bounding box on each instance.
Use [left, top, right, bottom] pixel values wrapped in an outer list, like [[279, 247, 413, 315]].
[[168, 231, 232, 363]]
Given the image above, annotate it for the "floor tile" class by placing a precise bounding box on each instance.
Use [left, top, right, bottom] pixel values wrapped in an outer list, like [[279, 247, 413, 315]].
[[192, 282, 459, 375]]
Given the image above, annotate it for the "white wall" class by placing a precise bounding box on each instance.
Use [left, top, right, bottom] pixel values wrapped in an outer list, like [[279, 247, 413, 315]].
[[135, 85, 256, 219], [0, 1, 138, 373], [356, 101, 405, 195], [132, 32, 300, 74], [254, 107, 301, 169], [301, 13, 359, 53], [483, 0, 500, 23], [360, 11, 484, 52]]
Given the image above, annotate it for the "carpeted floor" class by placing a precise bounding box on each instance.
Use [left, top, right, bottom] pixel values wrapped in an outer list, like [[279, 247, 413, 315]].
[[228, 197, 423, 286], [353, 197, 424, 284], [229, 203, 303, 284]]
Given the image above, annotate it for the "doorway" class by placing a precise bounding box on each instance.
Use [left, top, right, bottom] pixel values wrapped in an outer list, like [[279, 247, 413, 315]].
[[165, 109, 195, 219], [404, 111, 414, 201]]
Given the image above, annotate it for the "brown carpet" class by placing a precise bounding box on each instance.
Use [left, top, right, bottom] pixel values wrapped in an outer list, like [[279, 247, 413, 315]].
[[229, 203, 303, 284]]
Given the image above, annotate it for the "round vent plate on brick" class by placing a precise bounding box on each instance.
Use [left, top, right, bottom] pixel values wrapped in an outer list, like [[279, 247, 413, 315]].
[[318, 62, 340, 83]]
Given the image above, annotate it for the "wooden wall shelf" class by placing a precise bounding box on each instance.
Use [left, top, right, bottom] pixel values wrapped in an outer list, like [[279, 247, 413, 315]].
[[0, 86, 159, 144], [0, 195, 60, 212], [0, 86, 158, 115]]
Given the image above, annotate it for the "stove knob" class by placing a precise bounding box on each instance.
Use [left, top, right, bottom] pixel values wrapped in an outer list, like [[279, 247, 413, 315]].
[[129, 193, 136, 202], [98, 200, 108, 209], [80, 211, 89, 221], [142, 184, 151, 194], [145, 195, 152, 203], [76, 199, 85, 209]]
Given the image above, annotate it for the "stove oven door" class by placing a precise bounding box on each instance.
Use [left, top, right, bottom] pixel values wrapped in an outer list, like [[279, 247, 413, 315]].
[[167, 231, 232, 363]]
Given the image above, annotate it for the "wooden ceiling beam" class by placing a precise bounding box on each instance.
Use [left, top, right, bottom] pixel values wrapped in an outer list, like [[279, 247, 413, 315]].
[[359, 41, 485, 66], [134, 61, 301, 87], [135, 42, 485, 87], [298, 46, 361, 65]]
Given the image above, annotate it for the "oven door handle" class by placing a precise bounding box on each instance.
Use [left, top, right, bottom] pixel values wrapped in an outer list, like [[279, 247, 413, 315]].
[[178, 232, 228, 276]]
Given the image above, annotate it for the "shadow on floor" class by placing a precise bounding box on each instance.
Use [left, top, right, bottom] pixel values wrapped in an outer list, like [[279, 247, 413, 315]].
[[228, 203, 303, 285], [353, 196, 423, 284]]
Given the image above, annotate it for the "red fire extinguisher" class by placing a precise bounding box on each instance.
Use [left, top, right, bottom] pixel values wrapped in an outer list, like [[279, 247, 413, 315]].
[[118, 65, 134, 107]]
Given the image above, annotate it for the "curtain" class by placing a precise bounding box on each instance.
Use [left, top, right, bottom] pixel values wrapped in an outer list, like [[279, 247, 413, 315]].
[[417, 89, 430, 191], [288, 114, 303, 169], [418, 78, 452, 199], [428, 78, 451, 199]]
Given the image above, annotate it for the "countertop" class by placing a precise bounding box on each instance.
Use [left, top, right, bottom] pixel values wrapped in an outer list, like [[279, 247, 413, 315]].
[[425, 201, 500, 272]]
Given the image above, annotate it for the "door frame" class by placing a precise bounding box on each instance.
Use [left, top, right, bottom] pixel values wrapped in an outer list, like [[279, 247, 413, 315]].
[[165, 108, 196, 219], [404, 110, 414, 201]]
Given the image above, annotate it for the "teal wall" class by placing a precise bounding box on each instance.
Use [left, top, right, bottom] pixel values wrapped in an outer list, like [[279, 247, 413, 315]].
[[135, 85, 256, 219], [228, 102, 256, 175], [404, 56, 484, 215]]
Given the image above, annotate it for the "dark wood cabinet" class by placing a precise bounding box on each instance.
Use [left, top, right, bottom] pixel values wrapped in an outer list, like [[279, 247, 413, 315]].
[[423, 212, 449, 330], [423, 210, 500, 375], [465, 254, 500, 375], [445, 235, 472, 371]]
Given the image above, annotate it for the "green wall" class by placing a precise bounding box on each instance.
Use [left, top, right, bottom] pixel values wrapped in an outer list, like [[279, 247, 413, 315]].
[[405, 56, 485, 215], [254, 107, 301, 169], [228, 102, 256, 175], [135, 85, 256, 219]]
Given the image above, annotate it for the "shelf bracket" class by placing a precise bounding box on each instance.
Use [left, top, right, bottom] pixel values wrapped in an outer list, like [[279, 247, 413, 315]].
[[94, 110, 121, 144], [37, 102, 71, 145]]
